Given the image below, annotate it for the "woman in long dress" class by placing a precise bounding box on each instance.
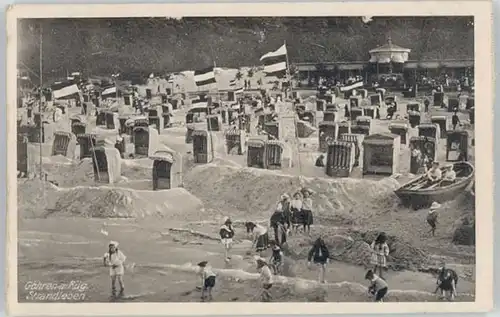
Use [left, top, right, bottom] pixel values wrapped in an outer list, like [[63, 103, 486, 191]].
[[301, 188, 314, 235], [290, 192, 303, 234]]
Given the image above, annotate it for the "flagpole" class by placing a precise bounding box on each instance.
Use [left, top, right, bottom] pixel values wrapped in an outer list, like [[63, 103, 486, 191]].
[[284, 40, 293, 98], [38, 23, 43, 180]]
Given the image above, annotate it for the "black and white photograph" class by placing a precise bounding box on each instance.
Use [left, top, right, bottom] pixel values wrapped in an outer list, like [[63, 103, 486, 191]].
[[6, 2, 493, 315]]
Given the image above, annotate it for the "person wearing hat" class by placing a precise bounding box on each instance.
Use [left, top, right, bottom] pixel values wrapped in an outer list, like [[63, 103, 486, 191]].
[[103, 241, 127, 298], [301, 188, 315, 235], [270, 194, 290, 246], [197, 261, 217, 302], [441, 164, 456, 186], [427, 202, 441, 236], [370, 232, 390, 279], [219, 217, 235, 262], [426, 162, 442, 185], [255, 256, 273, 302]]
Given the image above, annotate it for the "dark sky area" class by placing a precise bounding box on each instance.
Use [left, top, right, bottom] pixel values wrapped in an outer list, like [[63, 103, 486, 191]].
[[17, 17, 474, 81]]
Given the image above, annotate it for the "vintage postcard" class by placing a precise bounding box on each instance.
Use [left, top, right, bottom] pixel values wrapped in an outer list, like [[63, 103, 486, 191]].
[[6, 1, 493, 316]]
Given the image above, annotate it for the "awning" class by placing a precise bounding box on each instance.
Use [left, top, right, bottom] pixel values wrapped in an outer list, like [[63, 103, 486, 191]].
[[404, 62, 419, 69], [338, 64, 364, 71], [441, 61, 474, 68], [419, 62, 441, 68]]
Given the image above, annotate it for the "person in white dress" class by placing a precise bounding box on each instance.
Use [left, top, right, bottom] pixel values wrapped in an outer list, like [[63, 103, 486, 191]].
[[255, 257, 273, 302], [103, 241, 127, 298]]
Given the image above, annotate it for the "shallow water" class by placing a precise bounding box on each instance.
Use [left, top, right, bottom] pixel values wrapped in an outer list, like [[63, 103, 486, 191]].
[[18, 217, 474, 303]]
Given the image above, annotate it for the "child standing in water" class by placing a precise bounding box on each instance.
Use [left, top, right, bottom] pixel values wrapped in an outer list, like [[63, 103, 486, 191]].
[[197, 261, 217, 302], [219, 217, 235, 262], [103, 241, 127, 298]]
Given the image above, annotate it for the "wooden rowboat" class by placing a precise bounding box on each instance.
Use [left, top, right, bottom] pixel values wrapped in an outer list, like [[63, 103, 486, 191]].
[[395, 161, 475, 210]]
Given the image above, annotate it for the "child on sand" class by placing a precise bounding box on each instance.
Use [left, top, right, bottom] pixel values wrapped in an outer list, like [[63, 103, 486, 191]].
[[269, 243, 284, 275], [370, 232, 390, 279], [219, 217, 235, 262], [103, 241, 127, 298], [247, 222, 269, 254], [197, 261, 216, 302], [307, 237, 330, 284], [365, 269, 389, 302], [427, 202, 441, 237], [435, 263, 458, 301], [256, 257, 273, 302]]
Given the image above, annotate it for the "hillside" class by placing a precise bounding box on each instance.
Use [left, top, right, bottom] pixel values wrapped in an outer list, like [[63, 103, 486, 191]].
[[18, 17, 474, 81]]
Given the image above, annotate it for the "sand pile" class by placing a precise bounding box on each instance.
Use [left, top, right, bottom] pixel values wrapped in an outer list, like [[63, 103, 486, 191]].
[[452, 217, 475, 246], [48, 186, 204, 220], [347, 230, 430, 270], [17, 179, 61, 218], [42, 158, 95, 188], [183, 164, 400, 223], [284, 231, 429, 271]]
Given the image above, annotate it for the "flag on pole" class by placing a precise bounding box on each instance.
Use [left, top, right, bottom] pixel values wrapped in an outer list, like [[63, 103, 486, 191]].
[[340, 79, 364, 92], [52, 81, 80, 99], [194, 67, 216, 86], [101, 85, 117, 99], [233, 87, 244, 94], [260, 44, 288, 77], [229, 79, 237, 87]]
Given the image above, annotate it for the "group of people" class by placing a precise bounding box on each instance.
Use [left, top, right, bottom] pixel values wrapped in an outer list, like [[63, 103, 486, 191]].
[[100, 203, 457, 303], [426, 161, 457, 187]]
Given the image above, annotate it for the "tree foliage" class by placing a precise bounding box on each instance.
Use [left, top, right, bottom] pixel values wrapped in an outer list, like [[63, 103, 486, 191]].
[[17, 17, 474, 81]]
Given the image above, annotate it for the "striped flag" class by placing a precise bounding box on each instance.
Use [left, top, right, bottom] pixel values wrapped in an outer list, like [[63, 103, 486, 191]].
[[101, 85, 117, 98], [340, 79, 364, 92], [52, 81, 80, 99], [194, 67, 216, 86], [260, 44, 288, 77], [229, 79, 244, 94]]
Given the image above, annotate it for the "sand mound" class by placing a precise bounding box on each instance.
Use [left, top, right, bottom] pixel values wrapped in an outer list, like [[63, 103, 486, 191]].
[[17, 179, 61, 218], [452, 217, 475, 246], [347, 230, 430, 270], [184, 164, 400, 223], [285, 231, 429, 271], [48, 186, 204, 220]]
